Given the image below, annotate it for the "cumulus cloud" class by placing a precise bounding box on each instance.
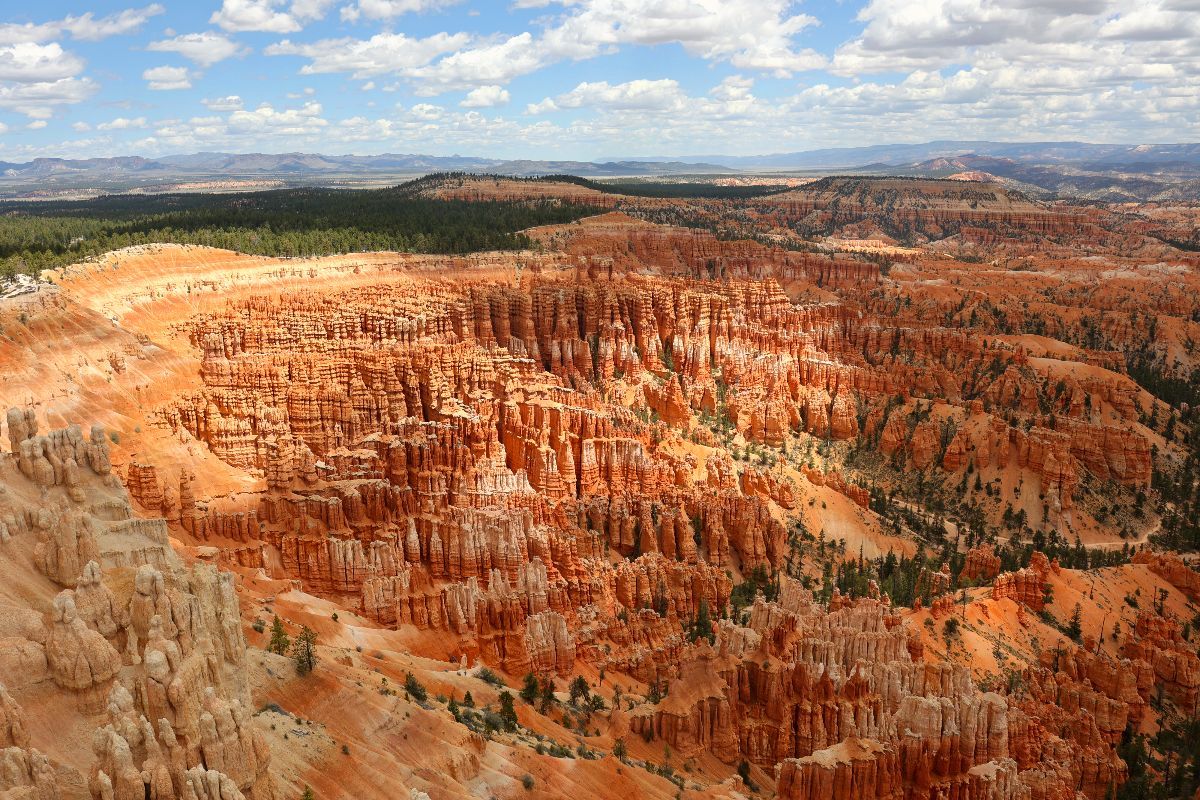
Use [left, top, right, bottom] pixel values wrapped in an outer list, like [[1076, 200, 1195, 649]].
[[266, 31, 469, 78], [97, 116, 148, 130], [228, 100, 327, 135], [527, 76, 764, 124], [203, 95, 245, 111], [0, 5, 163, 45], [278, 0, 824, 97], [1100, 4, 1200, 41], [148, 31, 249, 67], [536, 0, 825, 76], [406, 34, 547, 94], [0, 8, 166, 122], [460, 85, 510, 107], [143, 65, 192, 90], [531, 79, 686, 114], [8, 0, 1200, 156], [210, 0, 314, 33], [0, 41, 96, 118], [828, 0, 1193, 77], [0, 76, 97, 118], [340, 0, 458, 22], [0, 43, 85, 83], [817, 0, 1200, 145], [60, 5, 165, 41]]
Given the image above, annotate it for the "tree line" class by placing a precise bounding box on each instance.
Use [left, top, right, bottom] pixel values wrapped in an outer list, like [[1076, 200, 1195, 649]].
[[0, 183, 598, 277]]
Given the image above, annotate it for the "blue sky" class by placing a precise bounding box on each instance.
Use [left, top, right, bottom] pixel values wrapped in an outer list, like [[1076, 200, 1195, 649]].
[[0, 0, 1197, 161]]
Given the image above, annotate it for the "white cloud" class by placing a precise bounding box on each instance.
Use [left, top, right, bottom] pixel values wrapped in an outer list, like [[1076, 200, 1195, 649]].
[[211, 0, 302, 33], [0, 23, 62, 48], [8, 0, 1200, 157], [0, 6, 163, 45], [210, 0, 334, 32], [0, 76, 97, 118], [60, 5, 166, 42], [536, 0, 825, 76], [525, 97, 557, 115], [340, 0, 457, 21], [290, 0, 338, 20], [527, 76, 765, 123], [460, 84, 510, 107], [71, 121, 91, 131], [281, 0, 825, 97], [532, 79, 686, 114], [0, 43, 85, 83], [0, 40, 95, 119], [404, 33, 548, 94], [266, 31, 470, 78], [26, 120, 47, 129], [228, 100, 327, 135], [1100, 4, 1200, 41], [203, 95, 245, 111], [143, 65, 192, 90], [148, 32, 249, 67], [97, 116, 148, 130]]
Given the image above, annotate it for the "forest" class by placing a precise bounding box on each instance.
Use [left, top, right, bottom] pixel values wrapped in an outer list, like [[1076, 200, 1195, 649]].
[[0, 180, 599, 277]]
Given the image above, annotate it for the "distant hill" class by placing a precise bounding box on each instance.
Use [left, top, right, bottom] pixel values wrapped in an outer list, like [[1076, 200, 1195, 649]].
[[612, 141, 1200, 170], [4, 143, 1200, 200], [0, 152, 733, 198], [609, 142, 1200, 200]]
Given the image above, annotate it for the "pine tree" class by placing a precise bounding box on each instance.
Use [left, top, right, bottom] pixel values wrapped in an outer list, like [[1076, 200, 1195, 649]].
[[498, 690, 518, 730], [463, 691, 475, 708], [569, 675, 590, 705], [302, 786, 315, 800], [520, 672, 539, 704], [291, 626, 318, 675], [1066, 603, 1083, 642], [690, 598, 715, 644], [538, 678, 555, 713], [404, 671, 427, 702], [268, 615, 290, 655]]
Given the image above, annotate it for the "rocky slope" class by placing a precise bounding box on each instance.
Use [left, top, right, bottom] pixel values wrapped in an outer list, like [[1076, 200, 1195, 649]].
[[1, 176, 1198, 800]]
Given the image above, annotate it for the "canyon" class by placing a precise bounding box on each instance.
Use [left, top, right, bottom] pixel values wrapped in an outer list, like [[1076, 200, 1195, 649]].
[[0, 175, 1198, 800]]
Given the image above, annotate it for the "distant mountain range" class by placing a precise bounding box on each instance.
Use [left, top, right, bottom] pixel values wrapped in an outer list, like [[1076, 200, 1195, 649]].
[[611, 142, 1200, 201], [613, 141, 1200, 170], [2, 142, 1199, 201], [0, 152, 731, 191]]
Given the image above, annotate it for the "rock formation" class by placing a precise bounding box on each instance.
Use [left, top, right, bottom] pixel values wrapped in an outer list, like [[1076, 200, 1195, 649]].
[[0, 411, 273, 800]]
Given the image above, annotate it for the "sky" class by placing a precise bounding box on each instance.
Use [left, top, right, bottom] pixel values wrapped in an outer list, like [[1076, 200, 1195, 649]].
[[0, 0, 1197, 161]]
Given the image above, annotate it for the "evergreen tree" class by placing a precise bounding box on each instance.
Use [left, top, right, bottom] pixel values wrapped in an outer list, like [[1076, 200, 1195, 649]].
[[404, 671, 428, 702], [1066, 603, 1083, 642], [498, 690, 518, 730], [268, 615, 290, 655], [291, 626, 317, 675], [538, 678, 556, 713], [520, 672, 539, 705], [690, 599, 715, 644], [569, 676, 591, 705]]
